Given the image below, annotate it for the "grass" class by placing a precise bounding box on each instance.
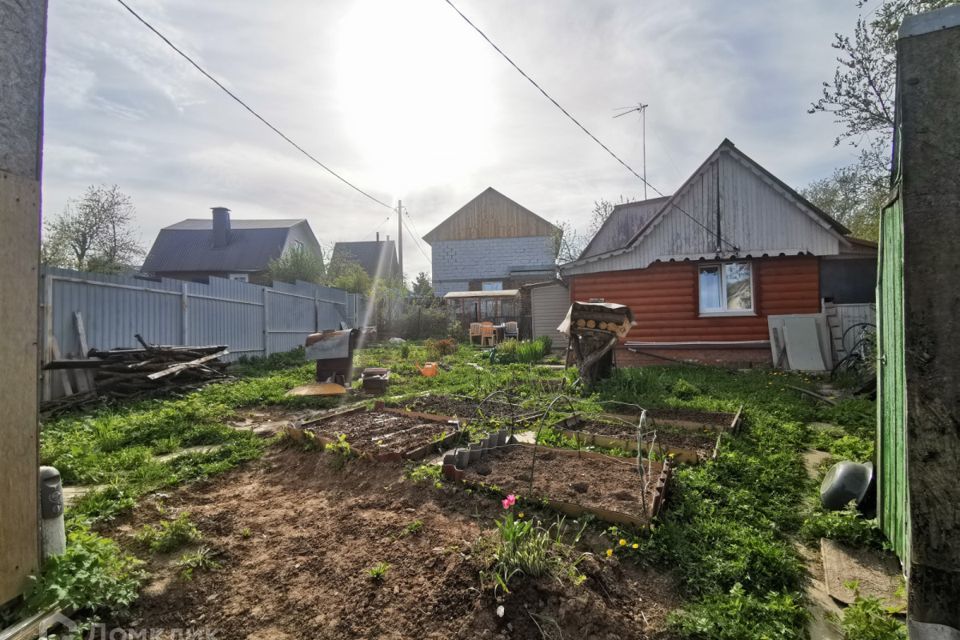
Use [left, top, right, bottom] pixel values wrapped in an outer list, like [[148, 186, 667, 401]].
[[134, 512, 202, 554], [177, 547, 221, 580], [27, 340, 896, 637]]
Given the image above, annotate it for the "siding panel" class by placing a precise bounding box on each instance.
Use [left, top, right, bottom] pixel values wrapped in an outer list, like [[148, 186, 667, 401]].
[[569, 256, 820, 344]]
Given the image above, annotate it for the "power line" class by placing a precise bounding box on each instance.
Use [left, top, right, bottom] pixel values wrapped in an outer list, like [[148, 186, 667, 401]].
[[114, 0, 394, 212], [400, 211, 432, 263], [442, 0, 739, 253]]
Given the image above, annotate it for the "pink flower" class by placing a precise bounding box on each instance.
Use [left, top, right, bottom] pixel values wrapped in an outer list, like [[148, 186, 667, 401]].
[[501, 494, 516, 509]]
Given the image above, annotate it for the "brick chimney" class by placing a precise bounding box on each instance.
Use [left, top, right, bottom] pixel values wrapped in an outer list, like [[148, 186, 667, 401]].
[[211, 207, 231, 248]]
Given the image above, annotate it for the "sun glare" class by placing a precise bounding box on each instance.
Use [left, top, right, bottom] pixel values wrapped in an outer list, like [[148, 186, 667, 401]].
[[336, 0, 499, 194]]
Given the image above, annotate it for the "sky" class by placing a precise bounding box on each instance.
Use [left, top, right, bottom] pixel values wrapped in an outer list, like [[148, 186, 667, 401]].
[[42, 0, 866, 281]]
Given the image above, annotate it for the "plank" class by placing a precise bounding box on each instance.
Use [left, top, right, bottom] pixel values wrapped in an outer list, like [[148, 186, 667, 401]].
[[820, 538, 906, 611], [146, 349, 228, 380], [0, 170, 40, 603], [783, 317, 828, 371], [49, 338, 73, 396]]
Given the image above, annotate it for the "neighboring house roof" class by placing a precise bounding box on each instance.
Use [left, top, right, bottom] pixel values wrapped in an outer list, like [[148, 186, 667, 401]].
[[142, 217, 318, 274], [331, 240, 400, 278], [578, 196, 671, 260], [562, 139, 854, 276], [423, 187, 559, 244]]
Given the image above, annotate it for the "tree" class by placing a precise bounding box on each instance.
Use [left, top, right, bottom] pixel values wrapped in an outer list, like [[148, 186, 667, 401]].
[[267, 244, 325, 283], [324, 254, 371, 294], [43, 185, 144, 273], [801, 165, 887, 240], [554, 195, 634, 264], [411, 272, 435, 301], [808, 0, 956, 236]]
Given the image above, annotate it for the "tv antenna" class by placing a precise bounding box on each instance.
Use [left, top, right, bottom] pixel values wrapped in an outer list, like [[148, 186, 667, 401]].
[[614, 103, 648, 199]]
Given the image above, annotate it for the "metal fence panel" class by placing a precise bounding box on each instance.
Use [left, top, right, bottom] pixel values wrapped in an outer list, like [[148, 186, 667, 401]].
[[41, 267, 366, 400]]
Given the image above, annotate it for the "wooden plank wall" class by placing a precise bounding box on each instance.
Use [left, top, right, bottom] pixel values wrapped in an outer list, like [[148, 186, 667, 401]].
[[568, 256, 821, 343], [0, 171, 40, 604], [424, 189, 556, 242]]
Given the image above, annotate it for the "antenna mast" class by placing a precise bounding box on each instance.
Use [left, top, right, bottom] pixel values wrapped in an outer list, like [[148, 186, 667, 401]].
[[614, 103, 648, 199]]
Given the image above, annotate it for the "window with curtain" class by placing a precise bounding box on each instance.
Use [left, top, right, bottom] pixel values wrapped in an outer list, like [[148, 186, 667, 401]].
[[698, 262, 754, 314]]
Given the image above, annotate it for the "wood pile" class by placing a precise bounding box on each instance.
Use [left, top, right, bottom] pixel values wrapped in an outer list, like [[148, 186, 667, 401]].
[[41, 334, 229, 416]]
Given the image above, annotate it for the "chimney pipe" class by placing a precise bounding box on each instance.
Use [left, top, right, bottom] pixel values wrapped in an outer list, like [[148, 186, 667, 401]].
[[376, 232, 380, 242], [211, 207, 231, 248]]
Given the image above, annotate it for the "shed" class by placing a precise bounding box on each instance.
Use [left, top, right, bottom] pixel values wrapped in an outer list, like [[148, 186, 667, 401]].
[[525, 280, 569, 348]]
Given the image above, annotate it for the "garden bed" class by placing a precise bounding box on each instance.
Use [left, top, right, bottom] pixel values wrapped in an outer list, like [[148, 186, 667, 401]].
[[291, 406, 463, 460], [390, 394, 544, 424], [449, 443, 670, 528], [551, 414, 724, 463], [602, 405, 741, 433], [101, 448, 681, 639]]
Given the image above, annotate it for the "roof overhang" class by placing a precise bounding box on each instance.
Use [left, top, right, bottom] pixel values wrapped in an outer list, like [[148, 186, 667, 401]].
[[443, 289, 520, 299]]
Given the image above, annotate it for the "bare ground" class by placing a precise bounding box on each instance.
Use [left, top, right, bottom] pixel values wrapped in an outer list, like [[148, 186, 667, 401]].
[[103, 447, 681, 639]]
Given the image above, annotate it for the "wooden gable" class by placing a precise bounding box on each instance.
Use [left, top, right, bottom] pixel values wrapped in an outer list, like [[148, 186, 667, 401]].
[[564, 140, 850, 275], [423, 187, 557, 244]]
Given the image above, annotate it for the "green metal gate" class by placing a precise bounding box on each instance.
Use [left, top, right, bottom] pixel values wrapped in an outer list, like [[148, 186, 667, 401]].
[[877, 185, 909, 563]]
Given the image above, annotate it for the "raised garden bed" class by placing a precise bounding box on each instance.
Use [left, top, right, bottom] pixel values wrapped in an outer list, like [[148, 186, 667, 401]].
[[550, 413, 727, 463], [290, 406, 463, 461], [389, 394, 544, 425], [602, 405, 742, 433], [444, 441, 670, 529]]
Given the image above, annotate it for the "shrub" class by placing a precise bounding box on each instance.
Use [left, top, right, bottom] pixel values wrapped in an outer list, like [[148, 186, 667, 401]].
[[395, 305, 453, 340], [425, 337, 457, 360]]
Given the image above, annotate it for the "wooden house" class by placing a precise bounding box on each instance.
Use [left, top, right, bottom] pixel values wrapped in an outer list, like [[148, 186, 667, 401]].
[[560, 139, 877, 367]]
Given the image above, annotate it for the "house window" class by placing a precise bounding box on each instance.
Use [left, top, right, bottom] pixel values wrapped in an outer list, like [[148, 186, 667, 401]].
[[698, 262, 754, 314], [481, 281, 503, 291], [229, 273, 249, 283]]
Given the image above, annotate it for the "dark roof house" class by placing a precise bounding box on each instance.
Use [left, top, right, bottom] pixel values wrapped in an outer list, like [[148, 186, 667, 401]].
[[142, 207, 323, 284], [330, 237, 400, 280]]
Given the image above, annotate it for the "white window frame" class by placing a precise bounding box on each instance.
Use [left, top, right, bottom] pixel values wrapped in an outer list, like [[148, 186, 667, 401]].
[[698, 261, 755, 317]]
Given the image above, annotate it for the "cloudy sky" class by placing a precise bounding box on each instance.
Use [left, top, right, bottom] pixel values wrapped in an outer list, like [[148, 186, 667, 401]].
[[42, 0, 864, 279]]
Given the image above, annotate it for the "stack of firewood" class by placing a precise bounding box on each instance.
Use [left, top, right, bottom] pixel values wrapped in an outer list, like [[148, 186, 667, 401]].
[[41, 334, 229, 416]]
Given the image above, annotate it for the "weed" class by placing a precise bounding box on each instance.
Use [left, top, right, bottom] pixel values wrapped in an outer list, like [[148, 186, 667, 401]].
[[670, 378, 702, 400], [135, 512, 201, 553], [832, 582, 906, 639], [240, 527, 253, 539], [10, 525, 144, 621], [800, 503, 888, 550], [324, 434, 354, 469], [668, 582, 807, 639], [399, 343, 411, 359], [405, 463, 441, 483], [400, 520, 424, 537], [366, 561, 390, 581], [177, 547, 221, 580]]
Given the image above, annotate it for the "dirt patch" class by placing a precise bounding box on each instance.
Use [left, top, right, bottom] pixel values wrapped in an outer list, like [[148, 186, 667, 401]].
[[574, 418, 717, 454], [613, 406, 736, 428], [462, 445, 663, 523], [307, 410, 456, 456], [397, 395, 537, 422], [103, 449, 679, 639]]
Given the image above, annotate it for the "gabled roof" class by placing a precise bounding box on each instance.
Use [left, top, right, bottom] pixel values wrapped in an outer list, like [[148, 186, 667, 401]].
[[578, 196, 670, 260], [142, 219, 313, 274], [423, 187, 558, 244], [562, 139, 853, 276], [331, 240, 400, 279]]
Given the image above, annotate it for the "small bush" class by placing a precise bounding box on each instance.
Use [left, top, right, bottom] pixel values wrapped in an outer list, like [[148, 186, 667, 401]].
[[135, 512, 202, 553], [324, 433, 354, 469], [425, 337, 457, 360]]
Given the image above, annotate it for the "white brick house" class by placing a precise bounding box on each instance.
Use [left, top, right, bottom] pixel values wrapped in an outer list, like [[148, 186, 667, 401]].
[[423, 187, 559, 296]]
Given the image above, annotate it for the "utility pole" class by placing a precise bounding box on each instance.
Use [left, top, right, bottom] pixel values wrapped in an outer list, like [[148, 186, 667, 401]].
[[614, 103, 648, 199], [396, 200, 403, 281]]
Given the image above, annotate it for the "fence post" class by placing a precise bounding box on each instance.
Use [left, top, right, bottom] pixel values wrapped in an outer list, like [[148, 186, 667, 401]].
[[314, 289, 320, 333], [180, 282, 189, 345], [262, 287, 269, 358]]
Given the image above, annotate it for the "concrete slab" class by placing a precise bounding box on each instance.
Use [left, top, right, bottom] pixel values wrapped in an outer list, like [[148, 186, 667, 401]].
[[821, 538, 906, 611], [803, 449, 833, 480]]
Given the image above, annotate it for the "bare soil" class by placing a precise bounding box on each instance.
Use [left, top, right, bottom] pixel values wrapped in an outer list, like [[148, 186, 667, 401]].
[[573, 419, 718, 454], [396, 395, 537, 422], [611, 407, 735, 428], [463, 445, 663, 521], [307, 410, 455, 456], [104, 448, 680, 639]]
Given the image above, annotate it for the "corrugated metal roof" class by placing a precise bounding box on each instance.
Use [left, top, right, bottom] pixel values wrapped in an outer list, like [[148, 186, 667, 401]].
[[142, 226, 292, 273], [331, 240, 399, 278], [578, 196, 671, 259]]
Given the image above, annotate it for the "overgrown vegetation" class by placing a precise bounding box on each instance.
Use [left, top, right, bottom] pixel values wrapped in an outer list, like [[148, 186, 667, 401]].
[[177, 547, 222, 581], [135, 512, 202, 553], [491, 336, 552, 364], [833, 583, 906, 640]]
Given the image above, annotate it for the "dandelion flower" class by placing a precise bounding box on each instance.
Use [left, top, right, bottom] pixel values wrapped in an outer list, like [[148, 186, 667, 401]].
[[619, 539, 627, 546], [606, 549, 613, 557], [517, 512, 524, 519], [632, 543, 639, 549]]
